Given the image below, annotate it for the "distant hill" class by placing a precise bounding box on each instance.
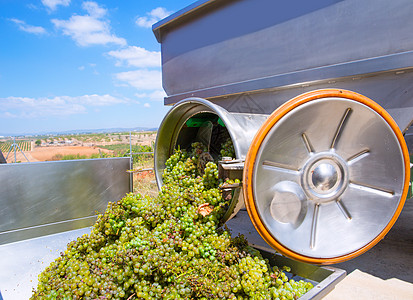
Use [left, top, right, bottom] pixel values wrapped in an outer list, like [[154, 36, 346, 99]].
[[0, 127, 158, 138]]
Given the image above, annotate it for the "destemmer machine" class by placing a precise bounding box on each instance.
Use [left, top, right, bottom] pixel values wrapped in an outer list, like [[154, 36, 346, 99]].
[[153, 0, 413, 265]]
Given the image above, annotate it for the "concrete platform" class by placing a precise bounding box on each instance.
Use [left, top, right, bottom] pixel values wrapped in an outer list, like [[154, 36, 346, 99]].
[[323, 269, 413, 299]]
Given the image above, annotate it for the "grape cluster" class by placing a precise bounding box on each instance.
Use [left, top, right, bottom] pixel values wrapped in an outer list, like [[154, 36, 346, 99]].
[[31, 143, 313, 300], [220, 138, 236, 159], [202, 162, 219, 189]]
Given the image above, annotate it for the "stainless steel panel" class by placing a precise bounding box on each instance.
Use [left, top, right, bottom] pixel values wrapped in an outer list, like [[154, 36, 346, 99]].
[[387, 107, 413, 133], [163, 58, 413, 105], [153, 0, 218, 42], [193, 70, 413, 128], [0, 228, 91, 300], [155, 0, 413, 100], [0, 158, 130, 245]]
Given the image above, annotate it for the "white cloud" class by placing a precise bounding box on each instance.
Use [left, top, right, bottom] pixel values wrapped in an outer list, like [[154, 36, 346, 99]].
[[70, 94, 129, 106], [2, 112, 18, 118], [0, 95, 130, 118], [82, 1, 106, 18], [78, 64, 99, 74], [52, 2, 126, 47], [135, 7, 172, 28], [42, 0, 70, 11], [115, 69, 162, 90], [10, 18, 46, 35], [144, 103, 151, 108], [108, 46, 161, 68], [135, 90, 166, 102]]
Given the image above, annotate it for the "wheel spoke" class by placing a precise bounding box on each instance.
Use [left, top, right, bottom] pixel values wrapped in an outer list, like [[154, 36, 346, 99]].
[[347, 149, 370, 165], [349, 181, 394, 197], [330, 108, 352, 149], [301, 133, 315, 153], [310, 204, 320, 249], [262, 160, 300, 173], [336, 199, 352, 220]]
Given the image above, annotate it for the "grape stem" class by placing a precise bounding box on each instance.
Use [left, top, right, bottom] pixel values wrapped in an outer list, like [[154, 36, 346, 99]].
[[176, 269, 195, 279], [126, 293, 136, 300]]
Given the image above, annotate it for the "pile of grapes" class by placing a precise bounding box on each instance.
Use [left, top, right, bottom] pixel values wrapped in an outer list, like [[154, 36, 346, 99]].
[[31, 143, 313, 300], [220, 138, 236, 159]]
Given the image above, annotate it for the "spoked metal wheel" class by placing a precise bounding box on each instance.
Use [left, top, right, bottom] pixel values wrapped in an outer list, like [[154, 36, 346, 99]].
[[243, 89, 410, 264]]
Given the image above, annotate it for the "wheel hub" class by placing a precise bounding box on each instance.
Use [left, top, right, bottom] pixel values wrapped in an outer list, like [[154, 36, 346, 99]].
[[302, 152, 348, 204], [312, 163, 337, 191]]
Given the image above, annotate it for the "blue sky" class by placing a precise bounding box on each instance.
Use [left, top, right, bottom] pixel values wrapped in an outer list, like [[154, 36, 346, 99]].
[[0, 0, 195, 136]]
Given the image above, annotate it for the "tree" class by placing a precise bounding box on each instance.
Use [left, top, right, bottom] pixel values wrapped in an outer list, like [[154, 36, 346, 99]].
[[35, 139, 41, 146]]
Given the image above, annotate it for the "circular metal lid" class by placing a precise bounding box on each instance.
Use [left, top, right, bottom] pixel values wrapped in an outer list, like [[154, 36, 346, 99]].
[[243, 89, 410, 264]]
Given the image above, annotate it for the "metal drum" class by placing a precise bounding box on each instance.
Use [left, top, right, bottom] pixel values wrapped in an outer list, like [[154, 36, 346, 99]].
[[243, 89, 410, 264], [154, 98, 268, 220]]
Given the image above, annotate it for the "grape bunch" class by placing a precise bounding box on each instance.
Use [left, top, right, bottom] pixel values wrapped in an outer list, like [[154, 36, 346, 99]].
[[202, 161, 219, 189], [31, 143, 313, 300], [220, 138, 236, 159]]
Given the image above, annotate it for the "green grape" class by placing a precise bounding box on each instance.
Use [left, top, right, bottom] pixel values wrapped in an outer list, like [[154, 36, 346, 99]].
[[31, 142, 313, 300], [220, 138, 236, 159]]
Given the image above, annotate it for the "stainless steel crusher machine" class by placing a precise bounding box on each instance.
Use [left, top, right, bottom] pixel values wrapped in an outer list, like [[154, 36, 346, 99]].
[[2, 0, 413, 298], [152, 0, 413, 265]]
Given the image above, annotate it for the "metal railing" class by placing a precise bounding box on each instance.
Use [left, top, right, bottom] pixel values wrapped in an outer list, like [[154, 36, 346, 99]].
[[3, 137, 30, 163], [125, 132, 155, 190]]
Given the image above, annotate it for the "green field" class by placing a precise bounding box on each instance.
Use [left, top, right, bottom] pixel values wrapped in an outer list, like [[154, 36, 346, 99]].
[[0, 140, 31, 153], [98, 144, 153, 165]]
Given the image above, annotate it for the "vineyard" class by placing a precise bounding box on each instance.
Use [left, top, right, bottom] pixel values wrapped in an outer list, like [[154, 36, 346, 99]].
[[0, 140, 32, 153]]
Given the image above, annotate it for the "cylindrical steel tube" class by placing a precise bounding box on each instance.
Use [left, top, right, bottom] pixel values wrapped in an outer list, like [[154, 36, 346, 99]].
[[154, 97, 268, 187]]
